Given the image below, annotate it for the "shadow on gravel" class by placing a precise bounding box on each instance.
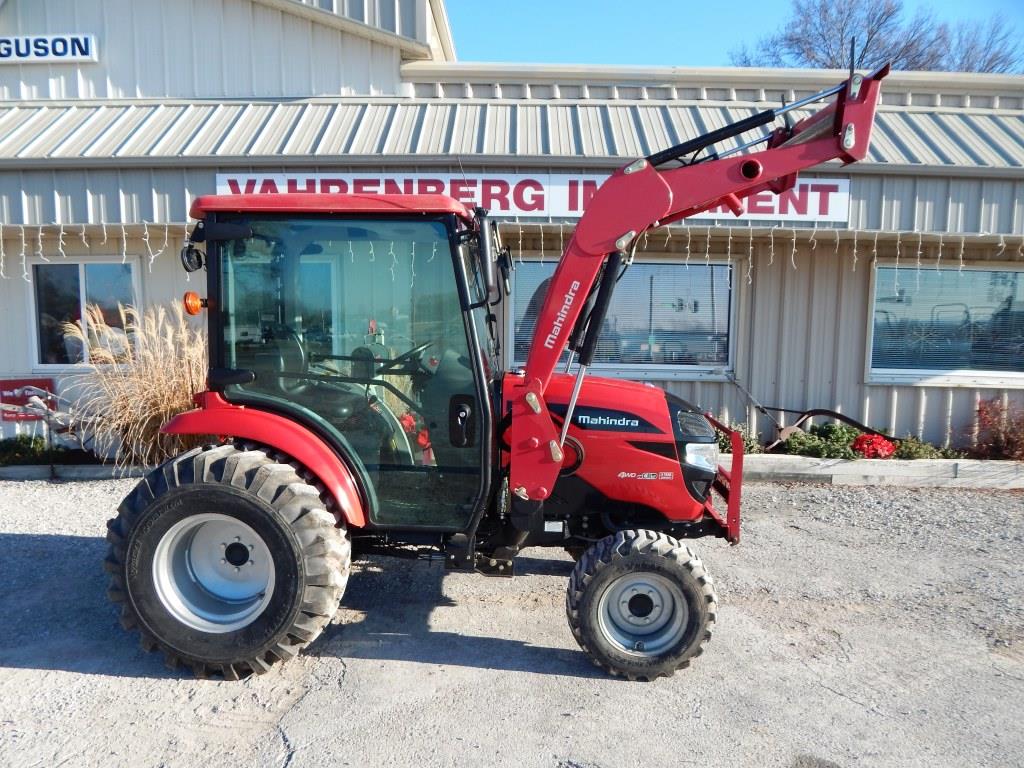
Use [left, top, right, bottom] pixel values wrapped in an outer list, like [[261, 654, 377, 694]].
[[0, 533, 175, 679], [0, 534, 594, 680], [315, 554, 607, 679]]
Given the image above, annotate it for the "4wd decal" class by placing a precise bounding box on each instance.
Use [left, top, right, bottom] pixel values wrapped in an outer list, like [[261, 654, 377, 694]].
[[549, 405, 662, 434], [618, 471, 675, 481]]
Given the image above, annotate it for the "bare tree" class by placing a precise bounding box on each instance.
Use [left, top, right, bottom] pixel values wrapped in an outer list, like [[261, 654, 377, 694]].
[[730, 0, 1023, 73]]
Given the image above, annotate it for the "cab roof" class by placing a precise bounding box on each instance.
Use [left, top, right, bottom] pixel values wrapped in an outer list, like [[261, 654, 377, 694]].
[[189, 193, 475, 223]]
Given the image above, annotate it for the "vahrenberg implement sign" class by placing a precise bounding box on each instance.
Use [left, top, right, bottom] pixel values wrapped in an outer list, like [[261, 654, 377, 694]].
[[0, 34, 97, 63], [215, 173, 850, 223]]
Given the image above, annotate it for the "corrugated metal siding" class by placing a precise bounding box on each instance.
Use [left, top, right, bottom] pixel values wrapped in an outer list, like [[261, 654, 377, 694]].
[[2, 165, 1021, 238], [1, 99, 1020, 175], [0, 0, 406, 99]]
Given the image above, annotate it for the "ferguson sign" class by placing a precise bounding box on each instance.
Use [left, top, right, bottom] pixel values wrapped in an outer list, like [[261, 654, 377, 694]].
[[215, 173, 850, 223]]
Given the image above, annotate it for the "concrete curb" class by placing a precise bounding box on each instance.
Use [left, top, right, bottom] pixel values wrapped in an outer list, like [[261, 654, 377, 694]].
[[0, 464, 147, 481], [722, 454, 1024, 489]]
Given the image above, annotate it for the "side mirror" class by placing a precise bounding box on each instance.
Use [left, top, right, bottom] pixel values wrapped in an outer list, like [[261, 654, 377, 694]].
[[180, 244, 205, 272], [473, 207, 499, 297]]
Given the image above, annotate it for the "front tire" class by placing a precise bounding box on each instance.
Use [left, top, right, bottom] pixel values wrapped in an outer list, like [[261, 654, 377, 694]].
[[566, 530, 716, 681], [105, 444, 350, 679]]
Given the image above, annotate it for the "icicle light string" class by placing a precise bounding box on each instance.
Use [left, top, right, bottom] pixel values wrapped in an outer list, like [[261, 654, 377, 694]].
[[368, 241, 375, 262], [746, 228, 754, 285], [834, 228, 840, 258], [79, 224, 88, 249], [517, 223, 523, 265], [936, 233, 943, 270], [101, 222, 108, 246], [996, 234, 1006, 258], [871, 230, 879, 264], [120, 224, 128, 264], [57, 224, 66, 259], [958, 235, 965, 272], [388, 241, 396, 282], [893, 231, 901, 296], [664, 226, 672, 249], [724, 226, 732, 264], [851, 229, 858, 272], [684, 227, 691, 268], [142, 222, 155, 270], [36, 227, 48, 263], [789, 227, 797, 269], [348, 240, 355, 263], [704, 228, 711, 265], [809, 223, 817, 251], [19, 225, 28, 282], [160, 224, 169, 257], [539, 226, 545, 263], [915, 232, 923, 292], [768, 225, 777, 267], [409, 241, 416, 288], [429, 241, 437, 263]]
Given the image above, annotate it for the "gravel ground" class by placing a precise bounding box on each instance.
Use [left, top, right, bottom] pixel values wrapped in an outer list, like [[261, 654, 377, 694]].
[[0, 478, 1021, 768]]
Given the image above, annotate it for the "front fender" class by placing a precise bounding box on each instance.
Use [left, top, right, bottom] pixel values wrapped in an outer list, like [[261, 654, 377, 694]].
[[162, 391, 367, 528]]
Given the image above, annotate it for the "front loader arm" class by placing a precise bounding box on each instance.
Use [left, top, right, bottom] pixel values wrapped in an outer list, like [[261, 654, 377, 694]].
[[506, 65, 888, 504]]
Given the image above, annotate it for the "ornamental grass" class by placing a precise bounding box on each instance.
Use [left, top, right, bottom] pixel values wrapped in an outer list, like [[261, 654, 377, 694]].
[[62, 303, 208, 469]]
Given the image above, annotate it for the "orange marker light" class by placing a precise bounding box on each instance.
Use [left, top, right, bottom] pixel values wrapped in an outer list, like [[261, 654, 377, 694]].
[[183, 291, 204, 316]]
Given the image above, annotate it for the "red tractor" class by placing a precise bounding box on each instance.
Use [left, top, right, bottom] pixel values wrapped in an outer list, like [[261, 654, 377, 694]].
[[105, 66, 887, 680]]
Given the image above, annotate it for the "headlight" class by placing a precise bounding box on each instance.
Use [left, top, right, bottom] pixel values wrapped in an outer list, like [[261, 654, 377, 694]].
[[676, 410, 715, 439], [684, 442, 720, 472]]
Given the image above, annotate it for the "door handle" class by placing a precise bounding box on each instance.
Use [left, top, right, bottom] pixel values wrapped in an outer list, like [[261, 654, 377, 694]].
[[449, 395, 477, 447]]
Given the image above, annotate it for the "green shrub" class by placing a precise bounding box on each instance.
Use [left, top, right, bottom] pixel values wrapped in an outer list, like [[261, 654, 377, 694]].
[[893, 435, 943, 459], [0, 435, 63, 466], [783, 422, 858, 459], [716, 421, 764, 454]]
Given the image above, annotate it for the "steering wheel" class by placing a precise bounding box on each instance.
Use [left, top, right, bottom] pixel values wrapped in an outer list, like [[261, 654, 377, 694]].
[[377, 342, 432, 374]]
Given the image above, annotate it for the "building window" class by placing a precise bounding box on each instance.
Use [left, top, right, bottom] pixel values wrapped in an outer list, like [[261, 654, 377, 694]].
[[512, 261, 733, 372], [33, 262, 137, 365], [870, 266, 1023, 379]]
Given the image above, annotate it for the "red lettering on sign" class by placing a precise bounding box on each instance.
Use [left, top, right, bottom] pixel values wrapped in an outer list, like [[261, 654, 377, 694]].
[[227, 178, 257, 195], [810, 183, 839, 215], [481, 179, 511, 211], [354, 179, 379, 195], [513, 179, 544, 212], [779, 186, 808, 215], [568, 180, 579, 212], [417, 179, 445, 195], [580, 180, 599, 210], [451, 179, 477, 203], [747, 191, 775, 214], [287, 178, 316, 194], [258, 179, 280, 194], [383, 178, 414, 195], [319, 179, 348, 194]]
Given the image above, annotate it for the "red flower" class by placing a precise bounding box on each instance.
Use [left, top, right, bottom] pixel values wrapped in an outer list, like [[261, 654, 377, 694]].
[[852, 433, 895, 459], [399, 412, 417, 434], [416, 429, 431, 449]]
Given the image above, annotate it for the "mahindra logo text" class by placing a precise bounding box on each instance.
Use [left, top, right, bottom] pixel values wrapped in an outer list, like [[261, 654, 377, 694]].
[[543, 281, 581, 350], [578, 414, 640, 427]]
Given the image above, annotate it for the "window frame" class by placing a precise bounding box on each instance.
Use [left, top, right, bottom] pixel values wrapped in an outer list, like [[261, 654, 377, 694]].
[[26, 256, 142, 372], [864, 259, 1024, 388], [506, 256, 737, 381]]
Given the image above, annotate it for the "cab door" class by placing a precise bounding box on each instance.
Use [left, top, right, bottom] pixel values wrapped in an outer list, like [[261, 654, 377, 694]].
[[218, 215, 486, 530]]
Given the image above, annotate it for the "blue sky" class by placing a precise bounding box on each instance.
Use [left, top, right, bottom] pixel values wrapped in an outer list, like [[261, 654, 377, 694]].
[[445, 0, 1024, 67]]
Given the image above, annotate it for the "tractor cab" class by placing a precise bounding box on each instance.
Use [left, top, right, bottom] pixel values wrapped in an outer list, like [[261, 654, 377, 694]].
[[186, 194, 499, 531]]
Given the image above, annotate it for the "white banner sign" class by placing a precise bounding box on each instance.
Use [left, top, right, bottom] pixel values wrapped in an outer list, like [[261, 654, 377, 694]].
[[215, 173, 850, 223], [0, 34, 98, 63]]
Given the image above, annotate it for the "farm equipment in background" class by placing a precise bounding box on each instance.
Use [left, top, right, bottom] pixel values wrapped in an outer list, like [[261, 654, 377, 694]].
[[105, 64, 888, 680]]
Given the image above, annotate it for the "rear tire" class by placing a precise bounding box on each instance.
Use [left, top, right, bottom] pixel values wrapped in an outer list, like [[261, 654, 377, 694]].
[[566, 530, 716, 681], [105, 444, 350, 679]]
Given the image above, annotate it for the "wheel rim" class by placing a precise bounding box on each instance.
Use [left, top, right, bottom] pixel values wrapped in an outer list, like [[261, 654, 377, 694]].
[[596, 572, 688, 657], [152, 513, 276, 634]]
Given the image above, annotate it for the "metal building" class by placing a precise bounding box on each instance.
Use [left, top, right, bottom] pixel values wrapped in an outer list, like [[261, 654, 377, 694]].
[[1, 0, 1022, 447]]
